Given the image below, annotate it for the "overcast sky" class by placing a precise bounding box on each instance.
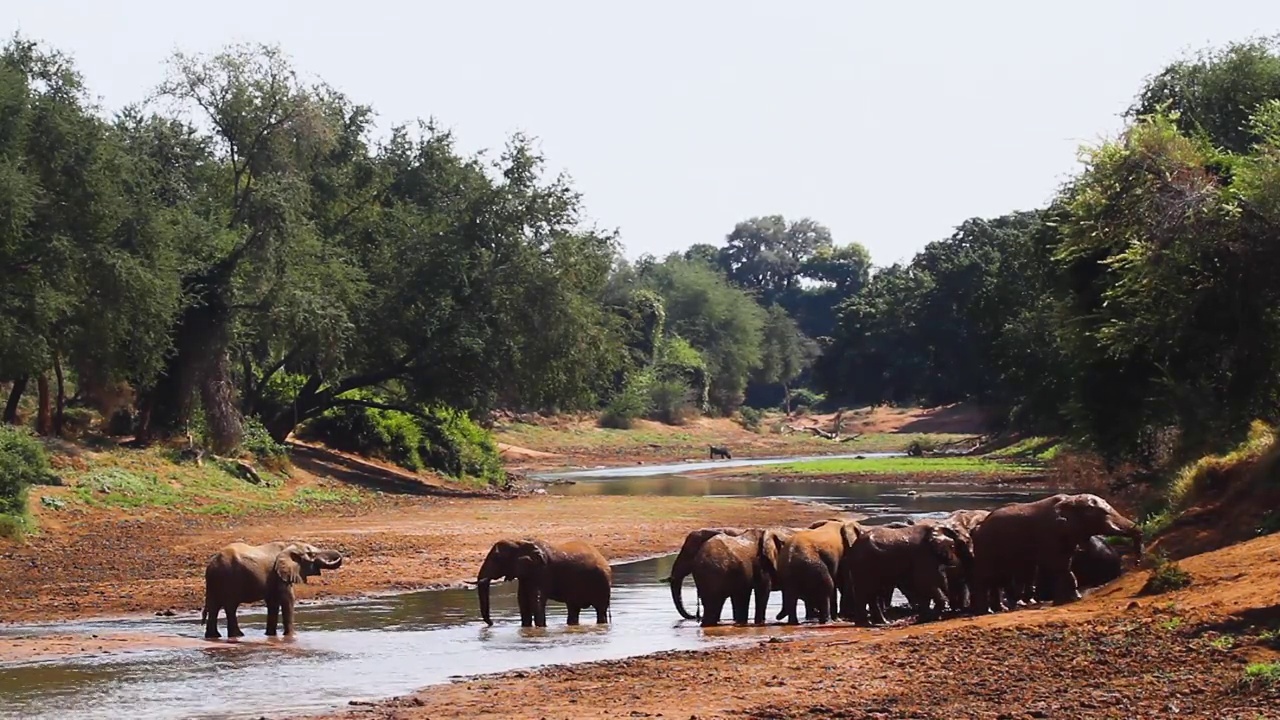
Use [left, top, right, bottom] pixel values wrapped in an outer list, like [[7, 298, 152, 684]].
[[7, 1, 1280, 264]]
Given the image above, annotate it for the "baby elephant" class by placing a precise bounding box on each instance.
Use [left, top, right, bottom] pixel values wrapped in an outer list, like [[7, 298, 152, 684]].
[[709, 445, 732, 460], [202, 541, 344, 639]]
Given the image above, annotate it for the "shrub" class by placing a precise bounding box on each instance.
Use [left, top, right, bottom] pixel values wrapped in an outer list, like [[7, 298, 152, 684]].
[[59, 407, 99, 437], [600, 372, 653, 429], [1237, 662, 1280, 692], [238, 416, 291, 473], [0, 425, 50, 517], [648, 378, 695, 425], [303, 397, 502, 485], [1140, 551, 1192, 595], [737, 406, 764, 432], [786, 388, 824, 411]]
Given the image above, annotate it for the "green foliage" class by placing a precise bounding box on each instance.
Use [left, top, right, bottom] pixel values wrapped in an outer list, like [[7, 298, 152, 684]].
[[647, 377, 695, 425], [1140, 552, 1193, 595], [238, 416, 288, 462], [786, 388, 824, 411], [600, 371, 653, 429], [1165, 421, 1275, 511], [737, 406, 765, 432], [303, 398, 502, 484], [0, 425, 49, 516], [1238, 662, 1280, 692]]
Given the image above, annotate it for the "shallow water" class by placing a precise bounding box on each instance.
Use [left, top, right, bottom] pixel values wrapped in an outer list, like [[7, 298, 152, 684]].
[[0, 469, 1056, 720], [532, 451, 903, 479]]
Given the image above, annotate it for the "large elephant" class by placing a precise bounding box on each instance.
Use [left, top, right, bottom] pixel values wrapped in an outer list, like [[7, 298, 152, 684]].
[[761, 519, 863, 624], [1032, 534, 1124, 602], [842, 523, 970, 626], [970, 493, 1142, 613], [689, 529, 774, 626], [202, 541, 344, 639], [665, 527, 746, 620], [476, 538, 612, 627]]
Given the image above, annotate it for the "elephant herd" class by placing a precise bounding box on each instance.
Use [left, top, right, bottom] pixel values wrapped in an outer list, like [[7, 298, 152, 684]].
[[199, 492, 1141, 639], [670, 492, 1143, 627]]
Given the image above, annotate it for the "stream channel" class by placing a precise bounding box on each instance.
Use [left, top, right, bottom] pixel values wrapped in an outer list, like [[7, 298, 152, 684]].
[[0, 452, 1055, 720]]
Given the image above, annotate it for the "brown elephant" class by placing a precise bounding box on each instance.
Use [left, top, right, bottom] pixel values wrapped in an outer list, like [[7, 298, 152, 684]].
[[689, 529, 774, 626], [969, 493, 1142, 613], [761, 518, 863, 624], [476, 538, 612, 627], [665, 527, 746, 620], [925, 509, 988, 612], [1030, 534, 1126, 602], [202, 541, 344, 639], [842, 523, 971, 625]]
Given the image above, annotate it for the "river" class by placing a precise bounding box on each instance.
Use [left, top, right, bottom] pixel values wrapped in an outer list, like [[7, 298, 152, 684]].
[[0, 456, 1055, 720]]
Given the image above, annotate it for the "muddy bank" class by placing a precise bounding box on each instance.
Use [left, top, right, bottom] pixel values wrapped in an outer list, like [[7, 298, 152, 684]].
[[298, 532, 1280, 720], [0, 494, 833, 628]]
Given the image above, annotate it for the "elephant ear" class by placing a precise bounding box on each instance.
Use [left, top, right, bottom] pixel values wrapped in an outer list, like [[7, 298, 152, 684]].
[[938, 526, 973, 567], [273, 549, 305, 586], [509, 541, 549, 580], [840, 521, 863, 549], [758, 531, 782, 580]]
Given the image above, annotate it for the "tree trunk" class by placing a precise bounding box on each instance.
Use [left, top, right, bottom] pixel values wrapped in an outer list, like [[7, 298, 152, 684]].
[[36, 373, 52, 436], [3, 376, 27, 424], [53, 353, 66, 437], [782, 381, 791, 416]]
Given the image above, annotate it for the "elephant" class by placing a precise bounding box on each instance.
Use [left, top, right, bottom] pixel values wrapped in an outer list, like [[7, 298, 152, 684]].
[[709, 445, 732, 460], [666, 527, 746, 620], [690, 529, 773, 626], [1031, 534, 1125, 602], [201, 541, 344, 639], [841, 523, 971, 626], [761, 518, 863, 624], [476, 538, 612, 627], [969, 493, 1143, 613], [926, 509, 988, 611]]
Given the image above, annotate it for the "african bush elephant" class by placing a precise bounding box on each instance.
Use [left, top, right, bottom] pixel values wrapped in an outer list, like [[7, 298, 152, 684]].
[[1032, 534, 1124, 602], [969, 493, 1142, 613], [929, 509, 988, 611], [761, 519, 863, 624], [476, 538, 612, 627], [666, 527, 746, 620], [202, 541, 344, 639], [690, 529, 773, 626], [842, 523, 971, 626]]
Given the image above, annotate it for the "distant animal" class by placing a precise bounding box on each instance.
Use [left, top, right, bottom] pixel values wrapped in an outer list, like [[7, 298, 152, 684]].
[[474, 538, 612, 627], [202, 541, 344, 639], [709, 445, 732, 460]]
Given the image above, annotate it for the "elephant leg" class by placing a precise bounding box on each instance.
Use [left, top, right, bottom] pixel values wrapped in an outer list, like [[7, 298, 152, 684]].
[[226, 604, 245, 638], [281, 597, 297, 636], [203, 599, 221, 639], [517, 582, 533, 627], [566, 605, 581, 625], [781, 588, 799, 625], [266, 601, 280, 636], [753, 582, 770, 625], [731, 589, 751, 625], [701, 594, 726, 627], [535, 590, 548, 628], [1047, 554, 1080, 604], [596, 603, 609, 624]]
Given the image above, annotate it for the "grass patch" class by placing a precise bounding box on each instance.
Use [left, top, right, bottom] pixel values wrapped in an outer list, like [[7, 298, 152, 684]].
[[760, 456, 1039, 477], [1140, 552, 1192, 595], [1237, 662, 1280, 692], [985, 436, 1064, 462], [1167, 420, 1275, 511], [0, 513, 36, 541], [1209, 634, 1236, 650]]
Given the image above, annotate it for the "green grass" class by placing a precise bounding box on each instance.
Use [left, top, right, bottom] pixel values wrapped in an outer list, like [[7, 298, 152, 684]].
[[1209, 634, 1236, 650], [985, 436, 1064, 462], [61, 447, 365, 516], [1238, 662, 1280, 692], [1166, 420, 1275, 511], [757, 456, 1040, 477], [1140, 552, 1192, 595], [0, 513, 36, 541]]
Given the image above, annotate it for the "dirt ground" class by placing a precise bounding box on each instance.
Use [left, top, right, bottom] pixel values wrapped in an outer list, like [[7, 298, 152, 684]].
[[0, 492, 833, 656], [300, 531, 1280, 720]]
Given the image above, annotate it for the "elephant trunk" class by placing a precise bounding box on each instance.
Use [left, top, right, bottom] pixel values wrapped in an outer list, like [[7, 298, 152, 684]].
[[670, 573, 699, 620], [1104, 514, 1144, 557], [478, 579, 493, 626]]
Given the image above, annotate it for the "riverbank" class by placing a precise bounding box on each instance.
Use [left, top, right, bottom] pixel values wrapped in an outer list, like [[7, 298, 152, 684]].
[[297, 531, 1280, 720], [0, 492, 832, 628], [697, 455, 1047, 487]]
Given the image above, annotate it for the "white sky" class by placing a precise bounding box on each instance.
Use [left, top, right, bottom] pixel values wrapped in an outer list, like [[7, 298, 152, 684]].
[[6, 1, 1280, 264]]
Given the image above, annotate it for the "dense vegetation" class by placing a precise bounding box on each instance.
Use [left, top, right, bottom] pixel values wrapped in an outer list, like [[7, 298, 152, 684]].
[[4, 33, 1280, 495]]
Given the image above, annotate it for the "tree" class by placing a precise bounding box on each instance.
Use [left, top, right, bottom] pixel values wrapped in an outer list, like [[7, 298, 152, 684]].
[[719, 215, 834, 304], [756, 304, 818, 413]]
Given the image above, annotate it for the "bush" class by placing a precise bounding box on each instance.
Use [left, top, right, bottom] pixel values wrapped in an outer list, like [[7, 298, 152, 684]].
[[1140, 551, 1192, 595], [600, 372, 653, 429], [238, 416, 291, 473], [0, 425, 50, 517], [60, 407, 99, 437], [737, 406, 764, 432], [303, 398, 502, 485], [787, 388, 824, 411], [648, 378, 695, 425]]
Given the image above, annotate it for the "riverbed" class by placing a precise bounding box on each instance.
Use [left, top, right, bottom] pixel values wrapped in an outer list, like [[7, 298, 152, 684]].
[[0, 461, 1056, 720]]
